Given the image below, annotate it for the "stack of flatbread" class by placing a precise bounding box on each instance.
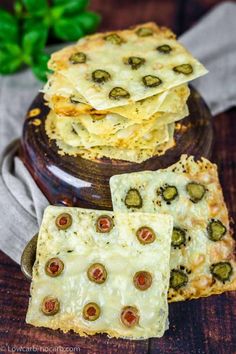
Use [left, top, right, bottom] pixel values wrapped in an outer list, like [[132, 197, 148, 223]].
[[44, 22, 207, 163]]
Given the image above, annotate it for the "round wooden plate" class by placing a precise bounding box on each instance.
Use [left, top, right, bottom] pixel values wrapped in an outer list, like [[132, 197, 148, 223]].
[[20, 87, 213, 210]]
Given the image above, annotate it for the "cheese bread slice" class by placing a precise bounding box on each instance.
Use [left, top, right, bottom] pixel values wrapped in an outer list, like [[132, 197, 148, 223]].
[[26, 206, 173, 339], [110, 155, 236, 301], [49, 22, 207, 110]]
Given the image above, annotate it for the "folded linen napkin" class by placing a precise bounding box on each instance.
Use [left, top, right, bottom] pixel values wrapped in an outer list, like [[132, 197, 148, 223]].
[[0, 1, 236, 264]]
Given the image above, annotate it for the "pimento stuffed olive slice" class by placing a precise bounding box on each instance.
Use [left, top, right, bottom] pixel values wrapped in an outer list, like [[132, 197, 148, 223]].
[[96, 215, 114, 233], [41, 296, 60, 316], [210, 262, 233, 282], [133, 271, 152, 290], [186, 182, 206, 203], [207, 219, 227, 242], [87, 263, 107, 284], [121, 306, 139, 327], [83, 302, 101, 321], [55, 213, 72, 230], [136, 226, 156, 245], [169, 269, 188, 290], [45, 257, 64, 277]]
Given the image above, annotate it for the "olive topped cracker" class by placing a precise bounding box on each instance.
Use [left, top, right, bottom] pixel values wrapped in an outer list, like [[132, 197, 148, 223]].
[[110, 155, 236, 302], [26, 205, 173, 339], [48, 22, 207, 110]]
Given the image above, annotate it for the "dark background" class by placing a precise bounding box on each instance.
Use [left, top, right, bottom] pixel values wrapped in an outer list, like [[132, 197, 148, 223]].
[[0, 1, 236, 353]]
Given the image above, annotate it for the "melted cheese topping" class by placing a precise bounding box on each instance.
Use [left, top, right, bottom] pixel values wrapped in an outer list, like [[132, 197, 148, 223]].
[[26, 206, 173, 339], [110, 155, 236, 301]]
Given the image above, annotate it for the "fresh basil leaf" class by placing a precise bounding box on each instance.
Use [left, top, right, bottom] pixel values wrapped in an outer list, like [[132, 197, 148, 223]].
[[22, 0, 48, 16], [23, 18, 49, 34], [75, 11, 101, 34], [0, 43, 22, 74], [53, 17, 84, 41], [52, 0, 89, 16], [32, 52, 50, 82], [22, 26, 48, 63], [14, 0, 24, 19], [0, 8, 18, 42]]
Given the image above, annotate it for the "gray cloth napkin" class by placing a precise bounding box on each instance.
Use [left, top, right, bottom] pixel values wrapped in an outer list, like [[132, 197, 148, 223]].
[[0, 1, 236, 264]]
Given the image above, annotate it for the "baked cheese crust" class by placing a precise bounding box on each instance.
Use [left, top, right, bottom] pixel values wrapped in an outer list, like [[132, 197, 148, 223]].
[[26, 206, 173, 339], [110, 155, 236, 302], [45, 112, 176, 162]]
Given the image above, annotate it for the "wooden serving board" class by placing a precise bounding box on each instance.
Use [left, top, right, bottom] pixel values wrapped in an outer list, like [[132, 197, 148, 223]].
[[20, 87, 213, 210]]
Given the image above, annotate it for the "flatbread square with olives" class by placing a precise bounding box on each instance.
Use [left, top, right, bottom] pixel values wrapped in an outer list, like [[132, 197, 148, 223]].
[[44, 72, 190, 122], [26, 206, 173, 339], [110, 155, 236, 302], [49, 22, 207, 110]]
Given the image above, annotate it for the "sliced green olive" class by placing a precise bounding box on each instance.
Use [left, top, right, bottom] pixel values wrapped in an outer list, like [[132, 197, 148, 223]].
[[142, 75, 162, 88], [96, 215, 114, 233], [109, 87, 130, 100], [41, 296, 60, 315], [133, 271, 152, 290], [124, 188, 142, 209], [55, 213, 72, 230], [173, 64, 193, 75], [83, 303, 101, 321], [207, 219, 227, 242], [157, 44, 172, 54], [136, 226, 156, 245], [69, 95, 83, 104], [69, 52, 86, 64], [171, 227, 186, 248], [92, 69, 111, 84], [104, 33, 123, 45], [87, 263, 107, 284], [45, 257, 64, 277], [136, 27, 153, 37], [126, 56, 145, 70], [161, 185, 178, 202], [210, 262, 232, 282], [121, 306, 139, 327], [170, 269, 188, 290], [186, 182, 206, 203]]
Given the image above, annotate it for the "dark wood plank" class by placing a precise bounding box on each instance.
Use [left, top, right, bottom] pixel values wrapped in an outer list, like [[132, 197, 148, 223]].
[[0, 251, 148, 354], [149, 110, 236, 354]]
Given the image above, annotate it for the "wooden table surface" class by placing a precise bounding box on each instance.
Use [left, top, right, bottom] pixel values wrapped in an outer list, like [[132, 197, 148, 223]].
[[0, 0, 235, 353]]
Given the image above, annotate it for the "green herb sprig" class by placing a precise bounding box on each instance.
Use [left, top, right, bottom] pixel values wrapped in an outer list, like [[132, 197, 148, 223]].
[[0, 0, 101, 81]]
